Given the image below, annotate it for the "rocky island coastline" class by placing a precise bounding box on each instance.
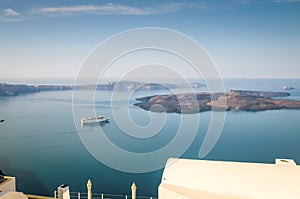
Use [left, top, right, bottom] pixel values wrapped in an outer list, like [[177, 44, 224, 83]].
[[134, 90, 300, 113]]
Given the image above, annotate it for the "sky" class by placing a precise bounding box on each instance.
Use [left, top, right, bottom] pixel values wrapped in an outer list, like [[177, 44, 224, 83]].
[[0, 0, 300, 82]]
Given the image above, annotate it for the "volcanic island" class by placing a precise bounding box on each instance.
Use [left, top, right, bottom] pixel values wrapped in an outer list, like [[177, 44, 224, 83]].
[[134, 90, 300, 113]]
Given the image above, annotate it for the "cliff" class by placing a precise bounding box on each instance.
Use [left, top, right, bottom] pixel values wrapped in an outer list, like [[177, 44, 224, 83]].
[[90, 81, 205, 91], [0, 83, 72, 96]]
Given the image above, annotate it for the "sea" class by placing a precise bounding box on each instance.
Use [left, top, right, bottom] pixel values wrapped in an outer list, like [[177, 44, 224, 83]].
[[0, 78, 300, 197]]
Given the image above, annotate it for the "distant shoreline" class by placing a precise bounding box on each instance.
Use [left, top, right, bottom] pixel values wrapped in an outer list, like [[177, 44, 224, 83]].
[[1, 78, 299, 87], [0, 81, 205, 97]]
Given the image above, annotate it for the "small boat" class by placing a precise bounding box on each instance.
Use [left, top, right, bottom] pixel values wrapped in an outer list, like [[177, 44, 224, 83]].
[[81, 115, 110, 125], [282, 86, 295, 90]]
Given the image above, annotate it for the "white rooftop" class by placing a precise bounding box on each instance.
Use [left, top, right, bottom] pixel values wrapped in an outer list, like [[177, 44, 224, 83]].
[[159, 158, 300, 199]]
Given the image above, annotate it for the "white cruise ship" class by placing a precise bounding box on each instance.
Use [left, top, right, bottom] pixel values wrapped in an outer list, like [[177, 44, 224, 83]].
[[81, 115, 110, 125]]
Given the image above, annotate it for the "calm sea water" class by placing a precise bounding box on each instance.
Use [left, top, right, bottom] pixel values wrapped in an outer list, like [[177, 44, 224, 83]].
[[0, 79, 300, 197]]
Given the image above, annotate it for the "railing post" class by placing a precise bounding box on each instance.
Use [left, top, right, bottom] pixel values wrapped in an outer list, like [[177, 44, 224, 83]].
[[54, 190, 57, 198], [78, 192, 80, 199], [101, 193, 104, 199], [87, 179, 92, 199], [131, 182, 137, 199], [125, 195, 128, 199]]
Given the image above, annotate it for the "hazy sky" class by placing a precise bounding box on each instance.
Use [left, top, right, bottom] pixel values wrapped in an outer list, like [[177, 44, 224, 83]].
[[0, 0, 300, 81]]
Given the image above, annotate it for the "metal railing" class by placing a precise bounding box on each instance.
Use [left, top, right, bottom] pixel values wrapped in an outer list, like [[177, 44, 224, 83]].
[[53, 191, 157, 199], [53, 180, 157, 199], [67, 192, 157, 199]]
